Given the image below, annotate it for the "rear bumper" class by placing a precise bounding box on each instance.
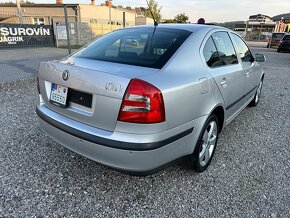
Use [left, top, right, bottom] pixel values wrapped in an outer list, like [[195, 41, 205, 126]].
[[36, 105, 205, 172], [36, 106, 193, 151]]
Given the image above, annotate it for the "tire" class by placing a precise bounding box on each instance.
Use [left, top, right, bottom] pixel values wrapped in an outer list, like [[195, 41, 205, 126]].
[[277, 48, 281, 53], [249, 79, 263, 107], [186, 114, 220, 172]]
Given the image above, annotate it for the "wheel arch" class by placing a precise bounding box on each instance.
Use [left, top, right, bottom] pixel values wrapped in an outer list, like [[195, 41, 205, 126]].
[[261, 73, 265, 81], [209, 105, 225, 133]]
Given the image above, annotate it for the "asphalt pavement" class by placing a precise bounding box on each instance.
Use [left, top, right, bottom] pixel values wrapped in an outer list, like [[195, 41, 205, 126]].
[[0, 47, 289, 217], [0, 47, 70, 82]]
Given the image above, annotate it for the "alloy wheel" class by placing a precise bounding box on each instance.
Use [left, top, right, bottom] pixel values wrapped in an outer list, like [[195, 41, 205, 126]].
[[199, 121, 218, 167]]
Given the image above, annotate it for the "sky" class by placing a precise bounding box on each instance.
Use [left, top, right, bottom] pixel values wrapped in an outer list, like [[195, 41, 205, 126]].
[[1, 0, 290, 22]]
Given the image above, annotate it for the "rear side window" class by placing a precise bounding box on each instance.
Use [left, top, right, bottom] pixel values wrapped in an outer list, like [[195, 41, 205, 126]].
[[282, 35, 290, 40], [74, 28, 191, 69], [231, 33, 253, 62], [212, 32, 238, 65], [203, 37, 223, 68]]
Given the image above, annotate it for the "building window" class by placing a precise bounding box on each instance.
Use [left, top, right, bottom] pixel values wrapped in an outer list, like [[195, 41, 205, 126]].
[[38, 18, 45, 25], [33, 18, 38, 24], [33, 17, 45, 25]]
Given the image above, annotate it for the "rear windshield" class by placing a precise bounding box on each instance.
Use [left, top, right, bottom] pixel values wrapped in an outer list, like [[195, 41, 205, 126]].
[[272, 33, 285, 40], [74, 27, 191, 69]]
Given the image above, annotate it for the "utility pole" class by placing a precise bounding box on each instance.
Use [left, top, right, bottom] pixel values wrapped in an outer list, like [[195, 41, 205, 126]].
[[109, 0, 112, 24], [123, 12, 126, 28], [244, 20, 248, 40], [64, 5, 71, 54], [16, 0, 23, 24], [258, 23, 264, 41]]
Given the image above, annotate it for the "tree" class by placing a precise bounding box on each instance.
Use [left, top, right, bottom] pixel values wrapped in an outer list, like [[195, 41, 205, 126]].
[[163, 19, 176, 23], [174, 13, 189, 23], [145, 0, 162, 23], [25, 0, 35, 4], [0, 1, 15, 4]]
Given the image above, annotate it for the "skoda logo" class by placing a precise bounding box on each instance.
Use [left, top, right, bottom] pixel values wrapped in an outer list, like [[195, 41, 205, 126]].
[[62, 70, 69, 81]]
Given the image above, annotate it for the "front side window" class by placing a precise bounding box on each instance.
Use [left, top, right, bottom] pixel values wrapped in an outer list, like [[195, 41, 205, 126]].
[[231, 33, 253, 62], [212, 32, 238, 66], [74, 28, 191, 69], [203, 36, 223, 68]]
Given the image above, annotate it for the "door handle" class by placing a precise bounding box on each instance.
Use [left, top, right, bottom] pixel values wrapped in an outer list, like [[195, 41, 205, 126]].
[[220, 80, 227, 87]]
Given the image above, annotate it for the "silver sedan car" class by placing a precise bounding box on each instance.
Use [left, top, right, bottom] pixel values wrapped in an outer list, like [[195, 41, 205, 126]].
[[36, 24, 265, 174]]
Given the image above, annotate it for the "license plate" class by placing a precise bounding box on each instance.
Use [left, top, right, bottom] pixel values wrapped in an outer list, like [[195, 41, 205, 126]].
[[50, 83, 68, 107]]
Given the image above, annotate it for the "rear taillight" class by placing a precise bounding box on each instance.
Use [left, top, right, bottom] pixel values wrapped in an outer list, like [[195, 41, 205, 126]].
[[36, 76, 41, 94], [117, 79, 165, 123]]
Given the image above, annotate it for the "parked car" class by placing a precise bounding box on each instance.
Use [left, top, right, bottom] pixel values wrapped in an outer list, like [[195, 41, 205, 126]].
[[268, 32, 286, 48], [36, 24, 265, 174], [277, 34, 290, 52]]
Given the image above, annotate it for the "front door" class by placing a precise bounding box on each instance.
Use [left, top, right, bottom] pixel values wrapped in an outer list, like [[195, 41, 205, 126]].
[[231, 33, 259, 101]]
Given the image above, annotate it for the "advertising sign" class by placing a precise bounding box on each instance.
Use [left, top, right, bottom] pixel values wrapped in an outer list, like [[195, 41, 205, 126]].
[[56, 25, 67, 40], [0, 24, 54, 48]]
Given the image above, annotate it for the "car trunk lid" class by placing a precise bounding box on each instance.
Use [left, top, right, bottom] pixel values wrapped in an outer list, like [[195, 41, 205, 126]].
[[38, 58, 159, 132]]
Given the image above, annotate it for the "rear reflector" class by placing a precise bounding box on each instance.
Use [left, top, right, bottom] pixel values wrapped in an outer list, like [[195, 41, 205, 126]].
[[118, 79, 165, 123]]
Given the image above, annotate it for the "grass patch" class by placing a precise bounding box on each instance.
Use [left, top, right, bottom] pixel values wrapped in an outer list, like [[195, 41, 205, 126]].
[[136, 192, 146, 201]]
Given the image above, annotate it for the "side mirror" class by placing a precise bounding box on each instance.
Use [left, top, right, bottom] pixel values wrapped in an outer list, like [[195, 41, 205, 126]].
[[255, 53, 266, 62]]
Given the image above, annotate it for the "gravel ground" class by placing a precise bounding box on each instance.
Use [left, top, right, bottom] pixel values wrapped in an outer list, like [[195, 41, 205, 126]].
[[0, 50, 289, 217]]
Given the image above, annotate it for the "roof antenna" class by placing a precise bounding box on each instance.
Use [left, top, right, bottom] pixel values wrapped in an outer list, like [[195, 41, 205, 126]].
[[146, 0, 158, 27]]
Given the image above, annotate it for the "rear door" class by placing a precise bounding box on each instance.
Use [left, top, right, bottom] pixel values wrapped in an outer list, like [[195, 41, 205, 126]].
[[202, 31, 245, 118]]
